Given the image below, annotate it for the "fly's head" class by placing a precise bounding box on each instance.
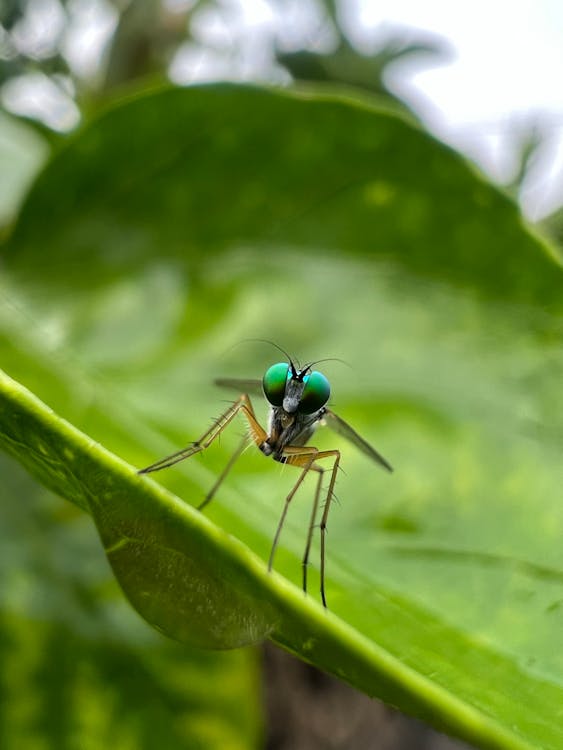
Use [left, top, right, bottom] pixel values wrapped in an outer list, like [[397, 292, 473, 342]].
[[262, 360, 331, 420]]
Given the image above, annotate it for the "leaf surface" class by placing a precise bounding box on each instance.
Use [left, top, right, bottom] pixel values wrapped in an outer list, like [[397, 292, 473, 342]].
[[1, 84, 562, 750]]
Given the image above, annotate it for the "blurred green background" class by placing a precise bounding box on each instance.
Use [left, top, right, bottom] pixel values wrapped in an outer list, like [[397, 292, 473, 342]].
[[1, 3, 562, 750]]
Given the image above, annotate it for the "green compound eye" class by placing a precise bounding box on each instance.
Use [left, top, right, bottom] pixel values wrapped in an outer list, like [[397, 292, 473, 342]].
[[262, 362, 290, 406], [298, 371, 330, 414]]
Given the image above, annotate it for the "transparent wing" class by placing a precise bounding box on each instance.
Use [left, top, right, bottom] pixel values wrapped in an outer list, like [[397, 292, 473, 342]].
[[214, 377, 263, 396], [323, 408, 393, 472]]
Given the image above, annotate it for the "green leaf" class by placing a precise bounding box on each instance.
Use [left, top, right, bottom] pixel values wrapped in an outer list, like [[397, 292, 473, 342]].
[[0, 607, 261, 750], [0, 111, 49, 229], [1, 84, 562, 750], [0, 450, 262, 750]]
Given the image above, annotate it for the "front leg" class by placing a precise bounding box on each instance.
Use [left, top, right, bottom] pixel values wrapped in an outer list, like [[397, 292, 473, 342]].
[[138, 394, 267, 474]]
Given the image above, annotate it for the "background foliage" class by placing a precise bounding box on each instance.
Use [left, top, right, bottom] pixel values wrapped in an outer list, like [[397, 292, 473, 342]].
[[1, 3, 563, 750], [1, 83, 562, 750]]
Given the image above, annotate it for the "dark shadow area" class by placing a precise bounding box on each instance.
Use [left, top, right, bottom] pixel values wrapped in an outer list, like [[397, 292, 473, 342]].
[[263, 643, 474, 750]]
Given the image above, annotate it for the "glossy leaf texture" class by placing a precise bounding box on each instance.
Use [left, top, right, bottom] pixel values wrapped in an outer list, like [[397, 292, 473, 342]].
[[1, 84, 562, 750]]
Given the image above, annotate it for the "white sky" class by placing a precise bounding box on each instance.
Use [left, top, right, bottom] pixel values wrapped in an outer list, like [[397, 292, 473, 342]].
[[350, 0, 563, 219]]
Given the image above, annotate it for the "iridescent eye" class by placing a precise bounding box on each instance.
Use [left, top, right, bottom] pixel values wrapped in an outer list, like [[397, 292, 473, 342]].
[[262, 363, 290, 406], [298, 371, 330, 414]]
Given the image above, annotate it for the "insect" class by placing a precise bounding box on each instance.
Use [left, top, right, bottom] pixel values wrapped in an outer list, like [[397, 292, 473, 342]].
[[139, 353, 392, 607]]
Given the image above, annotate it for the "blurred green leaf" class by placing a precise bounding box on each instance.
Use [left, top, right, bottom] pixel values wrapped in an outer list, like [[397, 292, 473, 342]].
[[0, 111, 49, 229], [0, 449, 262, 750], [1, 84, 562, 750]]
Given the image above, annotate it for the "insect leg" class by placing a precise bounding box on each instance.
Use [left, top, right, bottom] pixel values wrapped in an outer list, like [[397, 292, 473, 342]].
[[302, 467, 323, 595], [138, 394, 266, 474], [198, 435, 247, 511], [267, 446, 320, 576], [279, 447, 341, 606], [316, 450, 341, 608], [269, 446, 339, 607]]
